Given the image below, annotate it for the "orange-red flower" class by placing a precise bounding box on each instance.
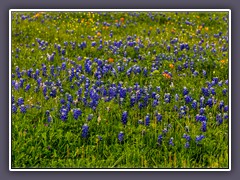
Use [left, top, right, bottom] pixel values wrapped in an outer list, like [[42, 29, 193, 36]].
[[169, 64, 174, 69], [220, 60, 227, 64], [163, 73, 171, 79], [120, 17, 124, 22], [108, 58, 114, 63]]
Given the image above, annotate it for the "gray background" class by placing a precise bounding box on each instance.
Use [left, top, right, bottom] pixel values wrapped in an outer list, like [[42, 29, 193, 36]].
[[1, 0, 238, 179]]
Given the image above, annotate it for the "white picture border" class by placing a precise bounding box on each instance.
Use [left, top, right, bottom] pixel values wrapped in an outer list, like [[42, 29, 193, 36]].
[[9, 9, 231, 171]]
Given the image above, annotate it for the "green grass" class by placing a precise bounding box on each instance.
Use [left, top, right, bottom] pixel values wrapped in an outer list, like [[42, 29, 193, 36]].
[[11, 11, 229, 168]]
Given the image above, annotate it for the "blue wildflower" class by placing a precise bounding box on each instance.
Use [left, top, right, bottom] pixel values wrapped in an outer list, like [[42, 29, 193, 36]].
[[121, 111, 128, 125], [60, 108, 68, 121], [12, 104, 17, 113], [87, 114, 93, 121], [82, 124, 89, 138], [183, 133, 191, 141], [223, 113, 228, 120], [199, 108, 205, 115], [169, 137, 174, 146], [47, 116, 52, 123], [156, 113, 162, 122], [162, 128, 168, 134], [224, 105, 228, 112], [157, 134, 163, 145], [183, 87, 189, 96], [195, 135, 205, 143], [185, 142, 190, 148], [192, 100, 197, 109], [20, 105, 27, 113], [145, 114, 150, 126], [118, 131, 124, 142], [73, 108, 82, 120], [222, 88, 227, 96], [216, 113, 223, 125], [201, 121, 207, 132], [17, 97, 24, 106]]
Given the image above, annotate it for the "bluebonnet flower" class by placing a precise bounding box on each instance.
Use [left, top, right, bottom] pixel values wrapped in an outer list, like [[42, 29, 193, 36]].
[[17, 97, 24, 106], [73, 108, 82, 120], [224, 105, 228, 112], [191, 100, 197, 109], [195, 135, 205, 143], [193, 70, 198, 77], [82, 124, 89, 138], [12, 104, 17, 113], [212, 77, 219, 85], [202, 70, 207, 77], [184, 95, 192, 104], [156, 113, 162, 122], [223, 113, 228, 120], [20, 105, 27, 113], [196, 114, 207, 122], [175, 94, 179, 101], [119, 87, 127, 99], [62, 62, 66, 70], [183, 134, 191, 141], [67, 94, 73, 103], [87, 114, 93, 121], [210, 87, 216, 95], [177, 65, 182, 71], [60, 108, 68, 121], [47, 116, 52, 123], [219, 100, 224, 110], [43, 85, 47, 96], [185, 142, 190, 148], [138, 120, 144, 124], [45, 95, 49, 100], [222, 88, 227, 96], [164, 93, 171, 103], [169, 137, 174, 146], [46, 110, 50, 117], [50, 87, 57, 98], [183, 87, 189, 96], [201, 121, 207, 132], [13, 81, 19, 90], [25, 84, 31, 91], [37, 77, 42, 86], [118, 131, 124, 142], [199, 108, 205, 115], [60, 98, 65, 104], [152, 99, 159, 107], [218, 81, 223, 87], [216, 113, 223, 124], [202, 87, 210, 97], [145, 114, 150, 126], [206, 98, 213, 107], [157, 134, 163, 145], [199, 96, 205, 108], [162, 128, 168, 134], [121, 111, 128, 125], [12, 96, 15, 104], [225, 80, 228, 85], [130, 95, 136, 107]]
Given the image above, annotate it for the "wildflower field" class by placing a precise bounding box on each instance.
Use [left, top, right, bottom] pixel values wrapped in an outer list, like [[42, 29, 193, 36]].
[[11, 11, 230, 169]]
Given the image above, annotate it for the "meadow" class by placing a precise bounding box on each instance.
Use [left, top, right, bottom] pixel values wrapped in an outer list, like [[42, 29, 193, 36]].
[[11, 11, 229, 168]]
